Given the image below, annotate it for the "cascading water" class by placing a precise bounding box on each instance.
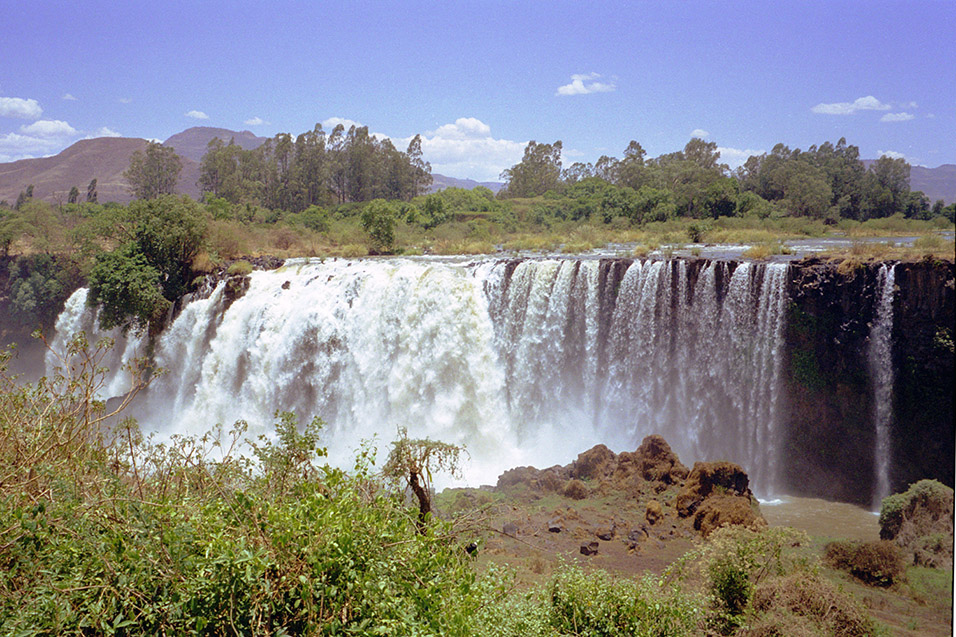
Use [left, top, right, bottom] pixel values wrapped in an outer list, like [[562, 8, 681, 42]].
[[868, 264, 896, 509], [47, 257, 790, 494]]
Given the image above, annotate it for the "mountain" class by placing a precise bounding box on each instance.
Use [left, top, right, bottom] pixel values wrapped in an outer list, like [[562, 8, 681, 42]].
[[0, 137, 152, 205], [910, 165, 956, 205], [428, 173, 504, 194], [163, 126, 268, 163]]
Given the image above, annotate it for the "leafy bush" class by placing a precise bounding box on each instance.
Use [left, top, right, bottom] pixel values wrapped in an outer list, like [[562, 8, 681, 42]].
[[747, 572, 876, 637], [545, 565, 701, 636], [824, 540, 906, 587]]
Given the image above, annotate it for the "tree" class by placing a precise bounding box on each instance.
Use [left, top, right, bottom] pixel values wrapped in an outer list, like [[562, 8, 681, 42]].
[[360, 199, 397, 254], [383, 427, 466, 530], [68, 186, 80, 204], [87, 195, 206, 332], [87, 244, 169, 332], [86, 178, 98, 203], [499, 140, 563, 198], [124, 142, 183, 200]]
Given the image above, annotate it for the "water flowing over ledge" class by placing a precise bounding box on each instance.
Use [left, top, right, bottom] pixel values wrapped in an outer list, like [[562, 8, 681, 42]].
[[47, 256, 954, 502]]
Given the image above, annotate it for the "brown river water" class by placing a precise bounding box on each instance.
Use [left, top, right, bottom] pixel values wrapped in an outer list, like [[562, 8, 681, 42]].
[[761, 496, 881, 541]]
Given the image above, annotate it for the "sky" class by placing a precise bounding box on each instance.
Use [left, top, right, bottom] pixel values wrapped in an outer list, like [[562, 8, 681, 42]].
[[1, 0, 954, 182]]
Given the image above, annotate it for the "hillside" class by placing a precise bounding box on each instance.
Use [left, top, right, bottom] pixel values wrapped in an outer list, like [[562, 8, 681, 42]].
[[0, 136, 201, 205], [163, 126, 268, 163], [911, 164, 956, 205], [428, 173, 504, 194]]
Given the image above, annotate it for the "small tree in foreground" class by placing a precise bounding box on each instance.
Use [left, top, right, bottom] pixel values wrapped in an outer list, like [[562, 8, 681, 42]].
[[383, 427, 466, 530]]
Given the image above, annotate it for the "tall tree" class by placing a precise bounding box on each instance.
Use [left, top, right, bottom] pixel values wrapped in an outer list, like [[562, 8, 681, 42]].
[[500, 140, 563, 197], [124, 142, 183, 200], [68, 186, 80, 204], [87, 178, 98, 203]]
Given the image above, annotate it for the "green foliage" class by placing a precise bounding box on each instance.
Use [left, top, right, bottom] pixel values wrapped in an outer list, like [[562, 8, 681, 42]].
[[87, 244, 170, 332], [124, 141, 183, 200], [879, 479, 955, 538], [86, 195, 206, 332], [361, 198, 398, 254], [226, 260, 254, 276], [500, 141, 564, 198], [0, 344, 487, 636], [6, 254, 80, 328], [544, 565, 701, 636], [824, 540, 906, 587], [669, 526, 812, 632], [383, 427, 466, 524]]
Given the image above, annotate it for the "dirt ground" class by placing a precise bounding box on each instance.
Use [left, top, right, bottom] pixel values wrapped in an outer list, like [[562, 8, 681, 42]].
[[437, 487, 954, 636]]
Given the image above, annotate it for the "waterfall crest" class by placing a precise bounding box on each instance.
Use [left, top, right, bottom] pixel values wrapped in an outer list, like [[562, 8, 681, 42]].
[[48, 257, 790, 492]]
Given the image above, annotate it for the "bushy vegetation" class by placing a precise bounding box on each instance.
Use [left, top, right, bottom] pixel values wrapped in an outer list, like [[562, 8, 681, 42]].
[[1, 336, 909, 636], [824, 540, 907, 587]]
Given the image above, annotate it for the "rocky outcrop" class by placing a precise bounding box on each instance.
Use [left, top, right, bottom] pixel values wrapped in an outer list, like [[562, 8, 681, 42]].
[[879, 479, 954, 569], [497, 436, 766, 538], [673, 461, 765, 537], [785, 257, 954, 503]]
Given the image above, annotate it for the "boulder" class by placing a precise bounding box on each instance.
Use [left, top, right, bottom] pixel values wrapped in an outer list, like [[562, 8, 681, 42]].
[[632, 435, 689, 484], [645, 499, 663, 525], [595, 523, 615, 541], [548, 519, 562, 533], [563, 479, 589, 500], [580, 541, 599, 556], [502, 521, 519, 537], [676, 461, 753, 518], [693, 494, 767, 537], [570, 444, 616, 481]]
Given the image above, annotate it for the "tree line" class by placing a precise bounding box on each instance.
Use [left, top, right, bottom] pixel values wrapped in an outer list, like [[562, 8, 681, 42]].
[[498, 137, 951, 223]]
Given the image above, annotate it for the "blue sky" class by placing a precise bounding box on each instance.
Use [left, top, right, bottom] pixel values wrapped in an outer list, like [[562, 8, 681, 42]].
[[2, 0, 953, 181]]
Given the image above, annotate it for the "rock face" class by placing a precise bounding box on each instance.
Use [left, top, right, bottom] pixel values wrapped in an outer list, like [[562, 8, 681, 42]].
[[785, 258, 954, 503], [879, 479, 954, 569]]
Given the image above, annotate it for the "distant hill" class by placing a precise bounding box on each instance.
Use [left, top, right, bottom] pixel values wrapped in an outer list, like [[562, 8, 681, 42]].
[[163, 126, 268, 163], [862, 160, 956, 205], [428, 173, 504, 194], [0, 137, 152, 205], [910, 165, 956, 205]]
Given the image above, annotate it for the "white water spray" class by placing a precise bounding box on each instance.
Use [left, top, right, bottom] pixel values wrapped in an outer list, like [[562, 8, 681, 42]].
[[869, 264, 897, 509], [49, 257, 790, 493]]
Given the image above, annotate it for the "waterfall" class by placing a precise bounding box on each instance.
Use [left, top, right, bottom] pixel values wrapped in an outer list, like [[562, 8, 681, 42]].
[[47, 257, 790, 493], [869, 264, 896, 509]]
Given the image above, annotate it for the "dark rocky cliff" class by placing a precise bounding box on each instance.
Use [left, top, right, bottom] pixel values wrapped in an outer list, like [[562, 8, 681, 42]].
[[784, 257, 954, 504]]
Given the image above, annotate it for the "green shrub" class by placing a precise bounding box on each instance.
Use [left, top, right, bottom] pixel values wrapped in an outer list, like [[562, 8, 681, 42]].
[[544, 565, 701, 636], [226, 260, 254, 276], [824, 540, 906, 587]]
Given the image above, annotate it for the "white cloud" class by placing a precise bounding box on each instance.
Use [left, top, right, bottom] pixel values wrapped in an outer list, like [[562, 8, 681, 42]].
[[63, 93, 78, 101], [244, 116, 268, 126], [876, 150, 908, 160], [880, 112, 915, 122], [321, 116, 364, 131], [691, 129, 710, 139], [0, 118, 86, 162], [118, 97, 132, 104], [556, 72, 616, 96], [19, 119, 77, 137], [0, 96, 43, 119], [417, 118, 525, 182], [94, 126, 121, 137], [429, 117, 492, 140], [810, 95, 891, 115], [185, 110, 209, 120], [716, 146, 765, 169]]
